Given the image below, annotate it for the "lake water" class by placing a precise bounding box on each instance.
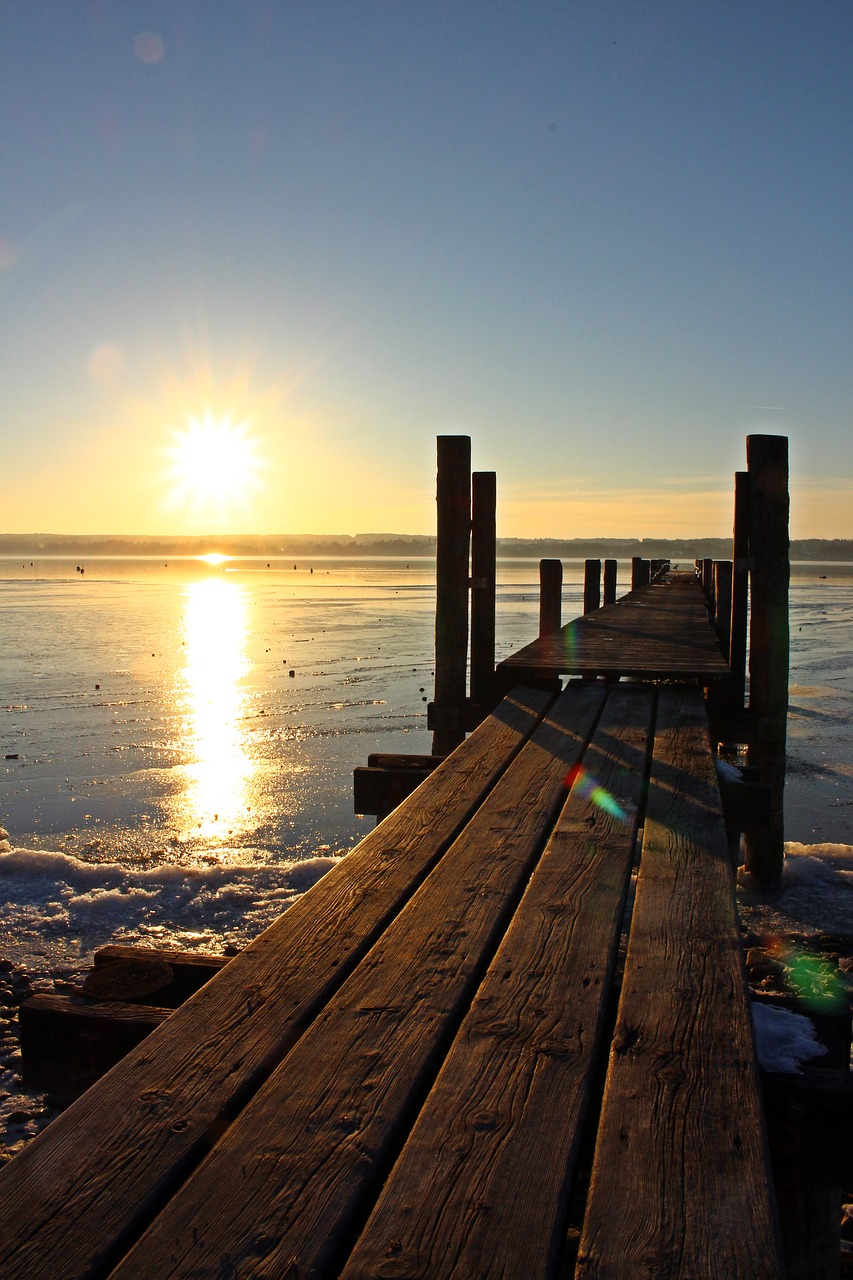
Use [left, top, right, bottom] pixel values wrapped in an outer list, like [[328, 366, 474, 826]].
[[1, 555, 852, 973]]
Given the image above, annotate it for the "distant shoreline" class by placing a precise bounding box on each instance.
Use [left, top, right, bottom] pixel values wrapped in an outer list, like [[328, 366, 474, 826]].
[[2, 533, 853, 562]]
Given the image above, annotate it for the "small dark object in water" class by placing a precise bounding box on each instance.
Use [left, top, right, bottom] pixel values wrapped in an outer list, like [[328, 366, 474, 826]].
[[5, 753, 19, 760], [95, 684, 100, 690], [289, 669, 295, 678]]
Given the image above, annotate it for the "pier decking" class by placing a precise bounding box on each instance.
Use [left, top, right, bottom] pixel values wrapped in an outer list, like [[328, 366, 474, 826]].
[[497, 572, 731, 684], [0, 433, 816, 1278], [0, 673, 784, 1278]]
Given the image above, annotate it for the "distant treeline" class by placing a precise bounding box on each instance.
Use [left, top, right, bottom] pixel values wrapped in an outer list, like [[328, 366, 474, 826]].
[[2, 533, 852, 561]]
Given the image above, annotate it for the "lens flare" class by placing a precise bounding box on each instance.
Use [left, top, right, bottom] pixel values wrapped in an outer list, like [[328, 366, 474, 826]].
[[766, 936, 847, 1013], [565, 763, 628, 822]]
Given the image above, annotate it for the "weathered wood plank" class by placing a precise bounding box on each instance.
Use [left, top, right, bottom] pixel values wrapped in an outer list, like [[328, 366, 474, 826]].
[[109, 683, 607, 1280], [341, 685, 653, 1280], [576, 688, 785, 1280], [0, 685, 555, 1280]]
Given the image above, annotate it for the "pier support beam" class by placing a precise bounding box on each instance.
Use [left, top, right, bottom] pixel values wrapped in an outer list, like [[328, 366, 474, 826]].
[[432, 436, 471, 755], [744, 435, 790, 884], [539, 559, 562, 637], [603, 558, 617, 605], [470, 471, 496, 713], [729, 470, 749, 717], [583, 559, 601, 613]]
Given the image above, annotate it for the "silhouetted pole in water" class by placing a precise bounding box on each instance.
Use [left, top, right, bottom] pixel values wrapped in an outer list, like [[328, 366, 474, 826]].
[[714, 560, 733, 655], [432, 436, 471, 755], [744, 435, 789, 884], [631, 557, 650, 590], [603, 558, 617, 605], [583, 559, 601, 613], [470, 471, 496, 712], [729, 470, 749, 717], [538, 559, 562, 637]]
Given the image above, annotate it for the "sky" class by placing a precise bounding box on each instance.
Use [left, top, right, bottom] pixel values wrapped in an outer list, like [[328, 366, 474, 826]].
[[2, 1, 852, 539]]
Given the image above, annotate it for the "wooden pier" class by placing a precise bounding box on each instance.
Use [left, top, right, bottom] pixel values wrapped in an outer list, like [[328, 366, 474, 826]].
[[0, 433, 847, 1279]]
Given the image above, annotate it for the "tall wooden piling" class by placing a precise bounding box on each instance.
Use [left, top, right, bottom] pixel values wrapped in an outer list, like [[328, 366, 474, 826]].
[[631, 557, 650, 590], [603, 559, 617, 605], [470, 471, 496, 712], [714, 560, 733, 656], [539, 560, 562, 637], [729, 471, 749, 716], [432, 436, 471, 755], [744, 435, 789, 884], [583, 559, 601, 613]]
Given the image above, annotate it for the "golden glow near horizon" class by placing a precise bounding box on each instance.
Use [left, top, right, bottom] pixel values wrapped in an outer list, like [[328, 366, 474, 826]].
[[175, 578, 254, 844], [166, 412, 264, 523]]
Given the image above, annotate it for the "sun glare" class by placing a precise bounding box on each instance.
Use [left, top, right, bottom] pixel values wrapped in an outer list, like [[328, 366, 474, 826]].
[[167, 412, 263, 517]]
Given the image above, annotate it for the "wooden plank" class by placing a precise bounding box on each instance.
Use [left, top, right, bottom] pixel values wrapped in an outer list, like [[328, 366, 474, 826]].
[[0, 684, 555, 1280], [109, 683, 608, 1280], [499, 578, 731, 683], [576, 688, 785, 1280], [341, 685, 653, 1280]]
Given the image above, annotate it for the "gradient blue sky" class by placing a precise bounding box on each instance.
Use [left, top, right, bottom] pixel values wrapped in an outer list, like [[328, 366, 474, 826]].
[[2, 2, 851, 537]]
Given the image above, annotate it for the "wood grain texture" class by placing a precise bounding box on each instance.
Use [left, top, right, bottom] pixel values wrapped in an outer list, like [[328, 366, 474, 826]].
[[499, 576, 730, 683], [341, 686, 654, 1280], [0, 685, 553, 1280], [576, 688, 785, 1280], [109, 683, 607, 1280]]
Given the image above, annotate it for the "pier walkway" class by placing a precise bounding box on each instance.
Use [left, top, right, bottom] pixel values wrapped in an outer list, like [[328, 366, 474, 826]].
[[497, 571, 731, 685], [0, 572, 785, 1278]]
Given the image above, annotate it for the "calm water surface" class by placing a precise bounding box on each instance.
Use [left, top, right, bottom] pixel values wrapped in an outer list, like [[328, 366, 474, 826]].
[[1, 556, 850, 967]]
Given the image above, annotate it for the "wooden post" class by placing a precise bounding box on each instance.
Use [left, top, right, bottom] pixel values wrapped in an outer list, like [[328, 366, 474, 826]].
[[729, 471, 749, 716], [630, 557, 642, 590], [583, 559, 601, 613], [432, 436, 471, 755], [603, 558, 617, 605], [539, 559, 562, 637], [714, 560, 733, 655], [470, 471, 496, 713], [702, 558, 715, 612], [744, 435, 789, 884]]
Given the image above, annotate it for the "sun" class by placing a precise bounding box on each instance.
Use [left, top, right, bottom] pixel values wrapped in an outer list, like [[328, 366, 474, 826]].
[[167, 412, 263, 516]]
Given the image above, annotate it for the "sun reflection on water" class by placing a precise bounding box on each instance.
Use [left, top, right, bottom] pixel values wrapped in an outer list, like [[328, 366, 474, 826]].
[[178, 578, 253, 844]]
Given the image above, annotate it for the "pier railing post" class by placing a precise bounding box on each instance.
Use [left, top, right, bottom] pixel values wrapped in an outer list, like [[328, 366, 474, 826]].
[[714, 560, 733, 656], [603, 559, 617, 604], [539, 559, 562, 637], [729, 470, 749, 717], [470, 471, 496, 714], [743, 435, 789, 884], [432, 436, 471, 755], [583, 559, 601, 613]]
